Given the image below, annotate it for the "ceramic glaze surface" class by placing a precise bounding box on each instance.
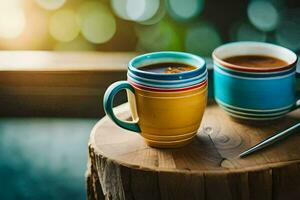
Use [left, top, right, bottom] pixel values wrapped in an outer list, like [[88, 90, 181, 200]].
[[213, 42, 298, 120], [104, 51, 208, 148], [128, 85, 207, 147]]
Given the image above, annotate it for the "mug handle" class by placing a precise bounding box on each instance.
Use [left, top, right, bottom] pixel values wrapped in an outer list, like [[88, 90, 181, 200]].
[[103, 81, 141, 133], [290, 72, 300, 111]]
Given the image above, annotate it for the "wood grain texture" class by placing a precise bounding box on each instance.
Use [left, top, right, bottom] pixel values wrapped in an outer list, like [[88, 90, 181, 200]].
[[87, 102, 300, 200]]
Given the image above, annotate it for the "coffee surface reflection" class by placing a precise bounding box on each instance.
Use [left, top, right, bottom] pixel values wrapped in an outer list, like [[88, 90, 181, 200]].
[[139, 62, 196, 74], [224, 55, 288, 69]]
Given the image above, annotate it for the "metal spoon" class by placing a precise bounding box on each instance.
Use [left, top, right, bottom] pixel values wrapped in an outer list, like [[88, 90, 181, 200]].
[[239, 122, 300, 158]]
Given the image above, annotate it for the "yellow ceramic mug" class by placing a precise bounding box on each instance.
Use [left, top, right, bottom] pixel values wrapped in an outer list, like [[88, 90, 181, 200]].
[[103, 52, 208, 148]]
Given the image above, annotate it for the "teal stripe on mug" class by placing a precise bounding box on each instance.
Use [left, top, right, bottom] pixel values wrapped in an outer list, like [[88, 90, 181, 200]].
[[214, 67, 296, 110], [216, 98, 293, 114], [222, 109, 284, 120], [127, 70, 207, 84], [216, 99, 291, 117], [127, 71, 208, 88]]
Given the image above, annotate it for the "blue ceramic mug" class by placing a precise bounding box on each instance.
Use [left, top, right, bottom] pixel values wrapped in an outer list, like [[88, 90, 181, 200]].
[[212, 42, 299, 120]]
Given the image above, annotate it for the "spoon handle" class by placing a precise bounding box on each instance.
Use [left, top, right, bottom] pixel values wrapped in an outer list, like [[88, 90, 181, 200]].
[[239, 122, 300, 158]]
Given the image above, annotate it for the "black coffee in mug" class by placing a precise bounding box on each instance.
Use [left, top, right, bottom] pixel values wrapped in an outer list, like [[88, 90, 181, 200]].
[[139, 62, 196, 74], [224, 55, 288, 69]]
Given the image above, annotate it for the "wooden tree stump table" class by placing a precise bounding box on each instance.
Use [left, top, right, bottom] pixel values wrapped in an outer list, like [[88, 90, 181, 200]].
[[86, 102, 300, 200]]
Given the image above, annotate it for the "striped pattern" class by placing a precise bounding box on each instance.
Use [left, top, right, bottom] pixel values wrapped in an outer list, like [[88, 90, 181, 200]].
[[127, 71, 208, 89], [216, 98, 292, 120], [129, 51, 206, 81], [212, 42, 298, 120], [214, 62, 296, 78], [130, 79, 208, 92], [127, 51, 208, 92]]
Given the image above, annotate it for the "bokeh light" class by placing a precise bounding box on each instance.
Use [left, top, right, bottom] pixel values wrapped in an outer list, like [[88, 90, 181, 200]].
[[138, 1, 166, 25], [35, 0, 65, 10], [167, 0, 204, 21], [111, 0, 161, 22], [126, 0, 160, 22], [231, 22, 266, 42], [247, 0, 279, 32], [185, 22, 221, 56], [78, 1, 116, 44], [111, 0, 130, 20], [49, 9, 80, 42], [0, 0, 26, 39], [54, 35, 95, 51], [0, 0, 298, 52], [0, 2, 50, 50], [276, 9, 300, 51], [136, 20, 182, 51]]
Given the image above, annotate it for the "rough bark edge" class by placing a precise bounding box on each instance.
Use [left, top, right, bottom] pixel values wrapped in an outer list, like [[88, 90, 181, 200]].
[[86, 144, 105, 200], [88, 142, 300, 200]]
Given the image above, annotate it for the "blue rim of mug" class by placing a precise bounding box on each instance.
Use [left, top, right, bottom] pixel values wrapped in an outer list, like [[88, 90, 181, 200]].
[[212, 41, 298, 73], [216, 98, 294, 113], [128, 51, 206, 81], [127, 73, 208, 89], [214, 62, 296, 78], [127, 70, 208, 88], [127, 69, 207, 83]]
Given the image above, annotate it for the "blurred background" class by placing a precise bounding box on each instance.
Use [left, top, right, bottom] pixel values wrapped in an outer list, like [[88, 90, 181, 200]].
[[1, 0, 300, 199], [1, 0, 300, 55]]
